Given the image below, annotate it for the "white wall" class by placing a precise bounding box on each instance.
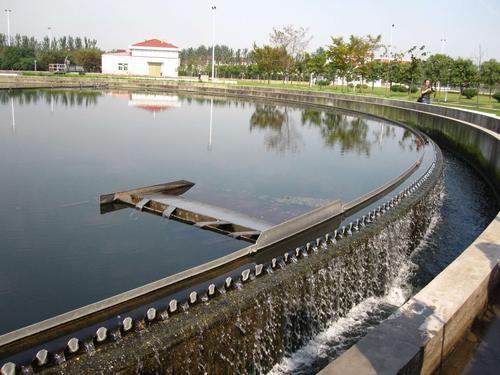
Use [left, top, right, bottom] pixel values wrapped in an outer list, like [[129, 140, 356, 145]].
[[130, 48, 179, 77], [102, 55, 131, 75], [102, 48, 180, 77]]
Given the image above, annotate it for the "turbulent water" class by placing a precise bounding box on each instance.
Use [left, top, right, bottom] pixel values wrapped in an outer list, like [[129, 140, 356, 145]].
[[267, 149, 498, 375]]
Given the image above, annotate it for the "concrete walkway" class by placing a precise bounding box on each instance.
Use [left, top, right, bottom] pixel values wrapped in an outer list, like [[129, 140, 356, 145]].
[[439, 284, 500, 375]]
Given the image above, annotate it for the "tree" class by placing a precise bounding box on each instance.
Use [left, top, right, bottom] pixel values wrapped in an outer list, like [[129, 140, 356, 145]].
[[326, 34, 381, 91], [451, 58, 478, 94], [73, 48, 102, 72], [364, 60, 383, 91], [401, 45, 426, 96], [304, 49, 327, 83], [479, 59, 500, 99], [1, 46, 35, 69], [253, 44, 288, 83], [424, 53, 454, 100], [270, 25, 311, 82]]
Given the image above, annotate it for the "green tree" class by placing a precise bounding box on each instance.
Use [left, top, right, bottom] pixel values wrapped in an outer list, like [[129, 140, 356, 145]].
[[1, 46, 35, 69], [479, 59, 500, 100], [73, 48, 102, 72], [253, 44, 288, 83], [451, 58, 478, 94], [364, 60, 383, 91], [401, 46, 426, 96], [424, 53, 454, 100]]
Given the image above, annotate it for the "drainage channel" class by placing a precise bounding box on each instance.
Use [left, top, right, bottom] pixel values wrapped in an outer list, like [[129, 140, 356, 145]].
[[0, 134, 437, 374]]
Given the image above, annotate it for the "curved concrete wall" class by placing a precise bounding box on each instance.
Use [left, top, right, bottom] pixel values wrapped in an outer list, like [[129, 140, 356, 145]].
[[1, 76, 499, 375]]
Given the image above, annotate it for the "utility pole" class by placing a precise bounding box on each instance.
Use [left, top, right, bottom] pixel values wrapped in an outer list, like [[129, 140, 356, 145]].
[[476, 44, 484, 107], [389, 24, 395, 57], [5, 9, 12, 46], [211, 5, 216, 80], [48, 27, 52, 48], [440, 38, 447, 54]]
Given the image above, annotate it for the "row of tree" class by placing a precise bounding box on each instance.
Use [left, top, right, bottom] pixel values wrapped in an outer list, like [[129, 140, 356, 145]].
[[179, 25, 500, 98], [0, 33, 101, 72]]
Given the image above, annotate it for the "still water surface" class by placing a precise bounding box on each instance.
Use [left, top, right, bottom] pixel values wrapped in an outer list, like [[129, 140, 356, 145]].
[[0, 89, 421, 334]]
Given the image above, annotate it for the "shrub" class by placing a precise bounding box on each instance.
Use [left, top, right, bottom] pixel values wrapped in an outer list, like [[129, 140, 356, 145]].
[[462, 88, 478, 99], [347, 83, 354, 88], [492, 92, 500, 102], [390, 84, 407, 92], [410, 84, 418, 93], [356, 83, 369, 89], [317, 79, 330, 86]]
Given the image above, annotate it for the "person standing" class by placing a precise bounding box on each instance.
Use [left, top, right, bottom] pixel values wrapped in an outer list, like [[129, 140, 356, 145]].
[[418, 79, 433, 104]]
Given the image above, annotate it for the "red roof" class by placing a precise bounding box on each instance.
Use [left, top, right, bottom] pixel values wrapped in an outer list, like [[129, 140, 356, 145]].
[[135, 105, 175, 113], [131, 39, 178, 49]]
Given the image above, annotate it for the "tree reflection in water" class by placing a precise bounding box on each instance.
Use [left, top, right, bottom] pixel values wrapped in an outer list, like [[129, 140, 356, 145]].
[[249, 105, 304, 154], [0, 89, 101, 107]]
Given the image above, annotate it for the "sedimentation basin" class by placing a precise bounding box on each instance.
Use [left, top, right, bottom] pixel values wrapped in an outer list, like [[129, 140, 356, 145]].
[[0, 75, 499, 375]]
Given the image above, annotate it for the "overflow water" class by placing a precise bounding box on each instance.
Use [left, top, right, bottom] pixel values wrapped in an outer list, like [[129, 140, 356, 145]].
[[268, 148, 499, 375]]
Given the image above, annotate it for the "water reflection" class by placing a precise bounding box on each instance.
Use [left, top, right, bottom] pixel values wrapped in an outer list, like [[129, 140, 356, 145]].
[[250, 105, 304, 153], [0, 89, 102, 107], [10, 96, 15, 134], [303, 111, 371, 155]]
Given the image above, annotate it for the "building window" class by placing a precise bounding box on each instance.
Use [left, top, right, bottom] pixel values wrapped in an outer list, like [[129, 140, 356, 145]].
[[118, 63, 128, 71]]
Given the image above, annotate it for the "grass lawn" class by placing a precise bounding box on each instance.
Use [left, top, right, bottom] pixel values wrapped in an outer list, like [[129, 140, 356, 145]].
[[236, 79, 500, 116]]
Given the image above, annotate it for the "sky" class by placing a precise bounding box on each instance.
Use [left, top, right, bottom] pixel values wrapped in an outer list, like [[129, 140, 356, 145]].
[[1, 0, 499, 60]]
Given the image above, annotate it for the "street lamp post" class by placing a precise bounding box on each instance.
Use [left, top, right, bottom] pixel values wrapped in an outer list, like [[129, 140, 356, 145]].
[[440, 38, 447, 54], [5, 9, 12, 47], [48, 27, 52, 48], [211, 5, 216, 80], [389, 24, 395, 57]]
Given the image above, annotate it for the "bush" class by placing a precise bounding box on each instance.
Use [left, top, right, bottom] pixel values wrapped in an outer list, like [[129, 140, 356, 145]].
[[390, 84, 408, 92], [410, 84, 418, 93], [492, 92, 500, 102], [317, 79, 330, 86], [462, 88, 478, 99], [356, 83, 369, 89], [347, 83, 354, 88]]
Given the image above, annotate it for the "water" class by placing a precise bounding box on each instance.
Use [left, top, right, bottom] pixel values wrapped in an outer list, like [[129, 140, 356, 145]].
[[0, 89, 421, 335], [268, 149, 499, 375]]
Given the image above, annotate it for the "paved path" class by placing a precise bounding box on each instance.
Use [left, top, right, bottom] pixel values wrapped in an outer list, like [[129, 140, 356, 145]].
[[439, 284, 500, 375]]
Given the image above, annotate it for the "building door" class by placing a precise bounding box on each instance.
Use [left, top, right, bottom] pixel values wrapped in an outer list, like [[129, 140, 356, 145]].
[[148, 63, 162, 77]]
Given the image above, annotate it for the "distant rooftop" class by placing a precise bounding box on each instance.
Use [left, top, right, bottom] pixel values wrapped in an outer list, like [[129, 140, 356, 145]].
[[131, 39, 179, 49]]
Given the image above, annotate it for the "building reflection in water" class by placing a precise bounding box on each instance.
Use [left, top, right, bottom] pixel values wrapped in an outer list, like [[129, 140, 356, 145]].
[[126, 93, 181, 118]]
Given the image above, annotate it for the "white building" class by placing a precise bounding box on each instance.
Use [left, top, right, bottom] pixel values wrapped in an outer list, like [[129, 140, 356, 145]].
[[102, 39, 180, 77]]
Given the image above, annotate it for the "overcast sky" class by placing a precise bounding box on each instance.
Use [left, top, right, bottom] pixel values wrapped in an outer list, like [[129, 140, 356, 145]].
[[1, 0, 499, 60]]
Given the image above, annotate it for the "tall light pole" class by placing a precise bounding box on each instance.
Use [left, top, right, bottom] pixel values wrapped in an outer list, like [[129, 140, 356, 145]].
[[48, 27, 52, 48], [211, 5, 216, 80], [440, 38, 447, 54], [5, 9, 12, 46], [389, 24, 395, 58]]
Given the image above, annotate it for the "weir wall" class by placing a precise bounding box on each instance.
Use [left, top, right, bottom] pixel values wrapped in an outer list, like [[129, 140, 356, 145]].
[[1, 76, 499, 375]]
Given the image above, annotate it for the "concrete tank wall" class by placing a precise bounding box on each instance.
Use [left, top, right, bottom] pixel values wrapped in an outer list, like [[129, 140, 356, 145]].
[[1, 76, 499, 375]]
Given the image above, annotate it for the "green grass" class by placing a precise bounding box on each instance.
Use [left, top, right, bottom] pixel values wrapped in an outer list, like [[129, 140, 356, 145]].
[[236, 79, 500, 116]]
